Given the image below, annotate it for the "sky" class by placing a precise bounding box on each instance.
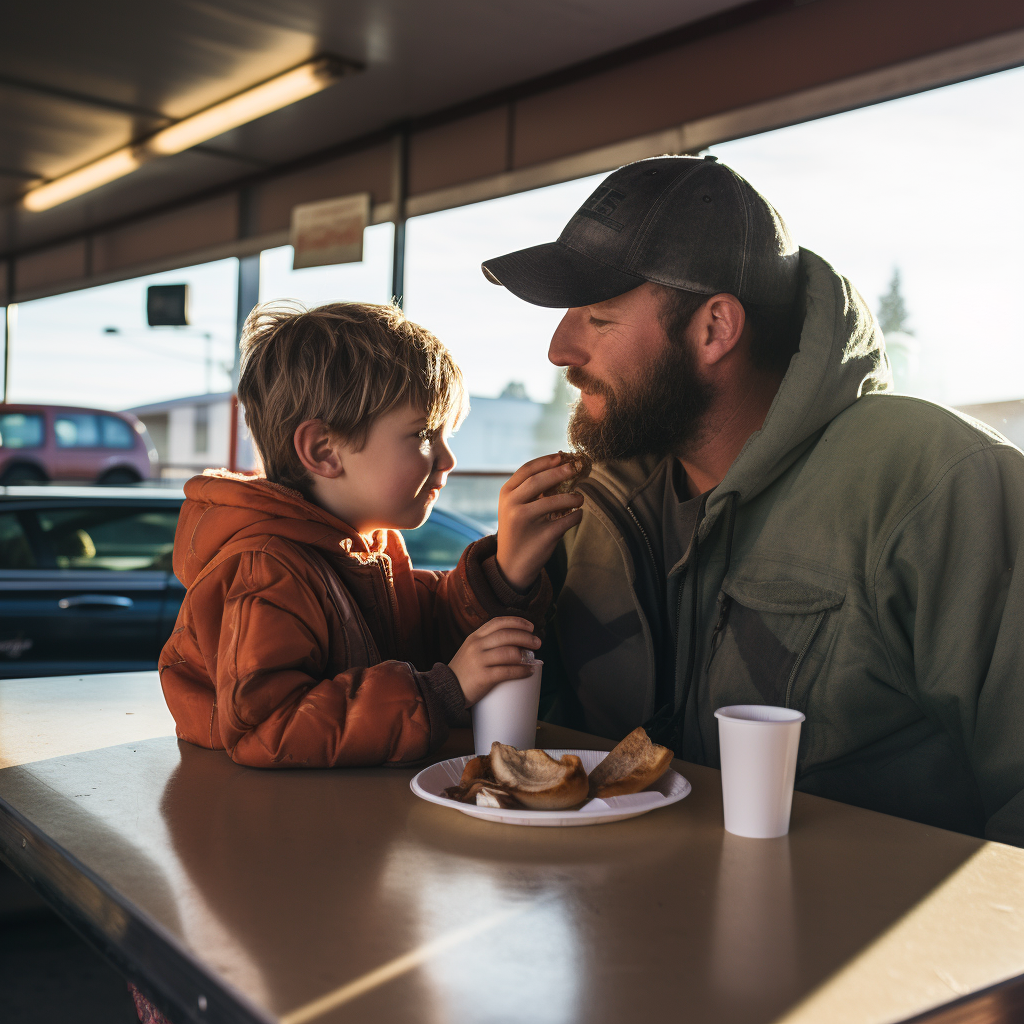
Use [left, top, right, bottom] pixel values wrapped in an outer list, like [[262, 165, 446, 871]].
[[6, 63, 1023, 411]]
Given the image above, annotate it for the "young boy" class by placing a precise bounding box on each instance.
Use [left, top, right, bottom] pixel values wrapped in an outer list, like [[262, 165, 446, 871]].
[[158, 301, 584, 767]]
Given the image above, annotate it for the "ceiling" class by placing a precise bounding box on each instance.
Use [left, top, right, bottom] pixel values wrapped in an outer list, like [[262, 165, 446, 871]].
[[1, 0, 749, 256]]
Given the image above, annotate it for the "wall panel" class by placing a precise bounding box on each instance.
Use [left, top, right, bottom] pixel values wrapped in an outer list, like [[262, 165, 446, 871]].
[[15, 239, 88, 293], [7, 0, 1024, 302], [92, 195, 238, 275], [408, 107, 510, 197], [253, 143, 393, 236], [512, 0, 1024, 169]]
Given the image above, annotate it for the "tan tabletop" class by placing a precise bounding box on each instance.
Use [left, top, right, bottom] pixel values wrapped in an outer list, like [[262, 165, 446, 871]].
[[2, 672, 1024, 1024]]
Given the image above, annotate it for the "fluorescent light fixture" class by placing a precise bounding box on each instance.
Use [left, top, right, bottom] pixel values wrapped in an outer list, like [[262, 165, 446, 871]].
[[22, 56, 353, 212], [148, 57, 346, 155], [23, 149, 142, 212]]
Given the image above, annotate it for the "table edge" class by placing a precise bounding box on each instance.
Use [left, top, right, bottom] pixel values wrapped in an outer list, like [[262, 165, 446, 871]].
[[0, 792, 274, 1024]]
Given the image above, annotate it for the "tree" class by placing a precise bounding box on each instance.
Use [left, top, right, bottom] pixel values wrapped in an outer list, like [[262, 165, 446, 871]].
[[533, 371, 575, 454], [877, 266, 913, 336], [499, 381, 530, 400]]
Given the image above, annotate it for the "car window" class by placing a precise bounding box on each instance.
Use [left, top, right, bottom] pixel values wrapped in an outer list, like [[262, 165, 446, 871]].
[[54, 414, 100, 448], [0, 513, 36, 569], [100, 416, 135, 449], [0, 413, 44, 449], [37, 507, 179, 571], [401, 517, 474, 569]]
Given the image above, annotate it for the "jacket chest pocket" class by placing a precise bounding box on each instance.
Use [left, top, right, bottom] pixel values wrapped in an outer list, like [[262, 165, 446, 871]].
[[704, 576, 845, 710]]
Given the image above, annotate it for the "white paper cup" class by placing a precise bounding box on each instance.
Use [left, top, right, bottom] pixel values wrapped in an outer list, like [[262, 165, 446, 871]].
[[715, 705, 805, 838], [471, 660, 543, 755]]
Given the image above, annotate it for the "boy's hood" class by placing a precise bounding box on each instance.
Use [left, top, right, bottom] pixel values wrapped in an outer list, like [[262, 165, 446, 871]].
[[592, 248, 892, 530], [173, 472, 405, 587]]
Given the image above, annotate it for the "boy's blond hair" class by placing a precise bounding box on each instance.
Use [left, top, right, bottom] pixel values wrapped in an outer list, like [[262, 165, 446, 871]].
[[238, 301, 468, 494]]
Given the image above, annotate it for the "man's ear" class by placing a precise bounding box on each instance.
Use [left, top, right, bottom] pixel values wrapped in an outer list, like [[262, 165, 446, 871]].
[[294, 420, 344, 479], [692, 293, 747, 367]]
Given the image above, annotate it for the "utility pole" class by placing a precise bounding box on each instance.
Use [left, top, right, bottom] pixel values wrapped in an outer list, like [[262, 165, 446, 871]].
[[2, 303, 13, 405], [229, 253, 260, 471], [2, 258, 13, 404], [391, 127, 409, 308]]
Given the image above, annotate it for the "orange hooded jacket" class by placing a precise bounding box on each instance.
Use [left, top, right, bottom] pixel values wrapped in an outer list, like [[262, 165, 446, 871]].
[[159, 473, 550, 768]]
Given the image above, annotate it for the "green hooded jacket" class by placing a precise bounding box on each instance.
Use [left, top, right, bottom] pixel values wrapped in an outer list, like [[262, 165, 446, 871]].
[[541, 249, 1024, 845]]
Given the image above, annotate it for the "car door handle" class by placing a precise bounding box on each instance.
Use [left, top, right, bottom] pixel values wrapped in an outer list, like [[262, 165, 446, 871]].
[[58, 595, 134, 610]]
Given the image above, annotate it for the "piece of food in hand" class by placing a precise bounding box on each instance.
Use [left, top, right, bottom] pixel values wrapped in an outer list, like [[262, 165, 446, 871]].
[[587, 727, 674, 799], [553, 450, 592, 494], [489, 742, 589, 809], [542, 450, 592, 521]]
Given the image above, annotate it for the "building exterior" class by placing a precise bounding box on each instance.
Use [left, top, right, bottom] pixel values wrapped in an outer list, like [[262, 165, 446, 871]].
[[125, 393, 256, 476], [449, 390, 544, 472]]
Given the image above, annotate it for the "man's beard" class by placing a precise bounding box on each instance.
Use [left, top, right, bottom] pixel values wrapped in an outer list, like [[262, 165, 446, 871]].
[[566, 339, 716, 462]]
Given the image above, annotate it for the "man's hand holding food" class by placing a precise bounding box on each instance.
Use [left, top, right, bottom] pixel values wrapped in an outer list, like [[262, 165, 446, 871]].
[[496, 451, 590, 592]]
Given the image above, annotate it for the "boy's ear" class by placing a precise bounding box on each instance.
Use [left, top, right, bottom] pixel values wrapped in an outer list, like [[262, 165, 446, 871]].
[[294, 420, 344, 479]]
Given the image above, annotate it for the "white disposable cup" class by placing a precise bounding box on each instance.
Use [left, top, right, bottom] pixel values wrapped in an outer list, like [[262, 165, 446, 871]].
[[715, 705, 805, 838], [471, 660, 543, 755]]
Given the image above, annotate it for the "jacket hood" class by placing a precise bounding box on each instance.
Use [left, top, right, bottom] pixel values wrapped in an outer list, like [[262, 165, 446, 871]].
[[173, 472, 404, 587], [593, 248, 892, 529]]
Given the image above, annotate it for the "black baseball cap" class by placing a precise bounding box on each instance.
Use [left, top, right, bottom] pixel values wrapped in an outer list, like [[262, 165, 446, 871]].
[[482, 155, 799, 308]]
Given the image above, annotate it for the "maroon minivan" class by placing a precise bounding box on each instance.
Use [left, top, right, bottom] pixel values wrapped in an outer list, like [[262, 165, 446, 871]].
[[0, 404, 156, 484]]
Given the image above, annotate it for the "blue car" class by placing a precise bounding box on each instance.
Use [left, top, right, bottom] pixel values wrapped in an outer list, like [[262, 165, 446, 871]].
[[0, 485, 487, 678]]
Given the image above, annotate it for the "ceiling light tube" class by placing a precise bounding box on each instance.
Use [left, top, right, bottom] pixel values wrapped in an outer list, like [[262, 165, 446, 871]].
[[147, 57, 348, 155], [22, 148, 143, 212], [22, 56, 353, 212]]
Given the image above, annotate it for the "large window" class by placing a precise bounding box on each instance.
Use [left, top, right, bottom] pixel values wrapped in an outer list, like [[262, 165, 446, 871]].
[[709, 65, 1024, 414], [10, 258, 238, 410], [6, 65, 1020, 509], [400, 64, 1024, 520], [404, 177, 604, 523], [405, 179, 601, 413], [259, 222, 394, 307]]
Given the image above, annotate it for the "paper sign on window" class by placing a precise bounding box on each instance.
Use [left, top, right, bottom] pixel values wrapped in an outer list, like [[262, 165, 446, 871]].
[[290, 193, 370, 270]]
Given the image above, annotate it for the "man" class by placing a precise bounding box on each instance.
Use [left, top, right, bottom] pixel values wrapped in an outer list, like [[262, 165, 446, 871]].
[[482, 155, 1024, 844]]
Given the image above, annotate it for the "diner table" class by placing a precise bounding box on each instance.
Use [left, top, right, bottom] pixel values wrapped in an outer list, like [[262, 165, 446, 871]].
[[2, 671, 1024, 1024]]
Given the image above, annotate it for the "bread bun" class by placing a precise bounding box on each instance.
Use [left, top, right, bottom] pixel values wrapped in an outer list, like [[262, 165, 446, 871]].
[[553, 450, 592, 494], [489, 743, 589, 809], [587, 727, 674, 799]]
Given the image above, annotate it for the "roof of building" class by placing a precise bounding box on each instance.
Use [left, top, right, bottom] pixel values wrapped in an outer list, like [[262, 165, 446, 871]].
[[124, 392, 232, 415]]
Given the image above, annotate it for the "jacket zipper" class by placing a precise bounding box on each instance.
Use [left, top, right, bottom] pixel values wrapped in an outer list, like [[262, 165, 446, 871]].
[[378, 557, 401, 658], [704, 593, 733, 674], [628, 503, 673, 721], [626, 505, 662, 591], [785, 609, 826, 708]]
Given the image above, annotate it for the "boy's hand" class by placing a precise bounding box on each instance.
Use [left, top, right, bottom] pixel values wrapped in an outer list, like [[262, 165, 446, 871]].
[[450, 617, 541, 706], [496, 453, 585, 591]]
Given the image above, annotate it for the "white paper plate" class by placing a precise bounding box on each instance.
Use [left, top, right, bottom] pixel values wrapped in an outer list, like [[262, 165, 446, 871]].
[[410, 748, 691, 827]]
